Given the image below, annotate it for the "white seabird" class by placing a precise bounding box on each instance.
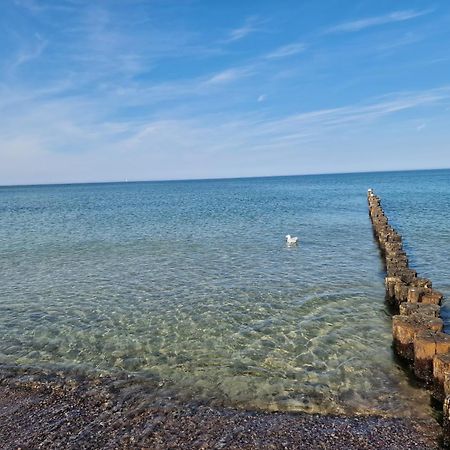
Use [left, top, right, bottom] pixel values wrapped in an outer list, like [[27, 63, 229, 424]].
[[285, 234, 299, 245]]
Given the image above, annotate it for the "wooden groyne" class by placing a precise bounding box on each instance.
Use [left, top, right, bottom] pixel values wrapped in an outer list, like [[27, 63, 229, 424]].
[[367, 189, 450, 445]]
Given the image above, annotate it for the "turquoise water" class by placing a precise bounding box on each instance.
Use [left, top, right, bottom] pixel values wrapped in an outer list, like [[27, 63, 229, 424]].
[[0, 170, 448, 416]]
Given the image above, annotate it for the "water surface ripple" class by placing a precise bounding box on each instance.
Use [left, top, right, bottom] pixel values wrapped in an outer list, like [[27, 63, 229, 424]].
[[1, 170, 449, 417]]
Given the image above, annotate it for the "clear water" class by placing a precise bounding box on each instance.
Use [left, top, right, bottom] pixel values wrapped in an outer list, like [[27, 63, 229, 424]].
[[0, 170, 448, 417]]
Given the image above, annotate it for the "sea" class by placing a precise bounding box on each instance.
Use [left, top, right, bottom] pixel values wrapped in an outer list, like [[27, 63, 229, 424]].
[[0, 169, 449, 417]]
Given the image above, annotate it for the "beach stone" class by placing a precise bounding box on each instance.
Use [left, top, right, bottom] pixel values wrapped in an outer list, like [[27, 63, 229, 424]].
[[392, 315, 443, 361]]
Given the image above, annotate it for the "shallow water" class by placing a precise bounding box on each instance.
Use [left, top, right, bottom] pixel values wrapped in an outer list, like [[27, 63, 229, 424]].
[[0, 170, 448, 416]]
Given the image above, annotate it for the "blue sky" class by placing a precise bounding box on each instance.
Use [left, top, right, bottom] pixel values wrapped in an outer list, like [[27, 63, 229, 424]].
[[1, 0, 450, 184]]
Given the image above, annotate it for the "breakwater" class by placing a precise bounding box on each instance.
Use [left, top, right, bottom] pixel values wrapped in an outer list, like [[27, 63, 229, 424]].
[[367, 189, 450, 445]]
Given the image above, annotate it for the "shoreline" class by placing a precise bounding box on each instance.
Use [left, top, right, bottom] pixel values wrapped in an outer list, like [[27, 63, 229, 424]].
[[0, 366, 441, 449]]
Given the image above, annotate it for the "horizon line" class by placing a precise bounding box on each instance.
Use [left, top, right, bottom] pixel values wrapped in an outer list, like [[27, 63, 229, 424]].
[[1, 167, 449, 188]]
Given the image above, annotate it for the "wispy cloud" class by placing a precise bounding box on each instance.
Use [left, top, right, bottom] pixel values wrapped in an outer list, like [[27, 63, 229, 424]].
[[2, 84, 449, 184], [376, 32, 424, 51], [325, 9, 432, 34], [265, 42, 307, 59], [10, 33, 47, 71], [14, 0, 42, 13], [224, 16, 262, 42], [13, 3, 225, 88], [417, 122, 426, 131], [261, 88, 450, 134], [204, 66, 253, 85]]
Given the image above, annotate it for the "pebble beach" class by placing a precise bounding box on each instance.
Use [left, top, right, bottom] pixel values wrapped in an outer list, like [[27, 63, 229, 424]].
[[0, 367, 441, 450]]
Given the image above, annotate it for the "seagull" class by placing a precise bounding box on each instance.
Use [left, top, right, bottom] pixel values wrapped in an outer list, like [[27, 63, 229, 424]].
[[285, 234, 299, 245]]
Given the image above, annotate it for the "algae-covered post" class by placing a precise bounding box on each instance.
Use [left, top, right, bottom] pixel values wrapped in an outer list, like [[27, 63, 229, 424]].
[[367, 189, 450, 445]]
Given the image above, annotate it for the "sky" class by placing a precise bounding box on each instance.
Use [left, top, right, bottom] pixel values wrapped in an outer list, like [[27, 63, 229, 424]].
[[1, 0, 450, 185]]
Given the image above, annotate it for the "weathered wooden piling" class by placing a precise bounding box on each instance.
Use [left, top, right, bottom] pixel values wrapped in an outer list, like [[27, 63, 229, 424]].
[[385, 276, 400, 300], [399, 303, 440, 318], [414, 330, 450, 382], [393, 282, 409, 306], [434, 354, 450, 402], [392, 315, 443, 361], [407, 287, 424, 303], [442, 372, 450, 403], [444, 396, 450, 447], [368, 189, 449, 442], [422, 290, 443, 306]]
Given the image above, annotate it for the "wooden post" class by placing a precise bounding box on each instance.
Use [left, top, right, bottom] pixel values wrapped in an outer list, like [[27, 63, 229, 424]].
[[411, 278, 432, 289], [385, 276, 400, 299], [392, 315, 443, 361], [414, 331, 450, 382], [394, 282, 409, 304], [414, 330, 436, 381], [421, 290, 443, 306], [399, 303, 440, 318], [434, 354, 450, 402]]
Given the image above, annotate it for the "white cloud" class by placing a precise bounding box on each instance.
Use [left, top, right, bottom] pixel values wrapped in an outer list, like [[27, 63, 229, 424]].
[[204, 67, 253, 85], [265, 42, 306, 59], [14, 0, 42, 13], [225, 16, 262, 42], [257, 94, 267, 102], [10, 34, 47, 71], [325, 9, 432, 34], [1, 85, 449, 185], [228, 25, 254, 42], [260, 88, 450, 135], [417, 123, 426, 131], [376, 32, 424, 51]]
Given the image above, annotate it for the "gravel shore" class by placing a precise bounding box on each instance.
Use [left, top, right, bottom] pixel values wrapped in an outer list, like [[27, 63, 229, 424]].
[[0, 367, 441, 450]]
